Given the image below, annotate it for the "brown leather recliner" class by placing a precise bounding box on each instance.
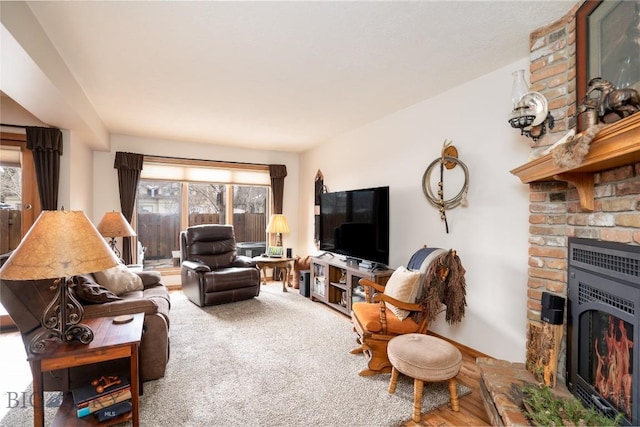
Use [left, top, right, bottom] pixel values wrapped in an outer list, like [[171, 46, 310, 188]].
[[180, 224, 260, 307]]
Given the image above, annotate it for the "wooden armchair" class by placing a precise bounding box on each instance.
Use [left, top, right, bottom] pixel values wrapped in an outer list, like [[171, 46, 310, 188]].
[[350, 248, 466, 376]]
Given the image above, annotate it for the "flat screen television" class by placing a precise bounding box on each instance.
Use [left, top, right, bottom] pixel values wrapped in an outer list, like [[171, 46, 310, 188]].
[[319, 186, 389, 266]]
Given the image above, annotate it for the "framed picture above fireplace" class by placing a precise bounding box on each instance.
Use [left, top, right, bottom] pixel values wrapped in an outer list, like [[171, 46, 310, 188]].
[[576, 0, 640, 104]]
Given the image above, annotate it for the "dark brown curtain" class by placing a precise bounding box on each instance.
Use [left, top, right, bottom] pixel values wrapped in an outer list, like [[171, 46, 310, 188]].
[[269, 164, 287, 214], [25, 127, 63, 210], [114, 152, 144, 264]]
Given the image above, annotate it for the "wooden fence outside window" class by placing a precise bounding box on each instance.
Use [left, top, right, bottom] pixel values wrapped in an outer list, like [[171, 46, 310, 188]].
[[138, 212, 266, 260], [0, 210, 266, 262]]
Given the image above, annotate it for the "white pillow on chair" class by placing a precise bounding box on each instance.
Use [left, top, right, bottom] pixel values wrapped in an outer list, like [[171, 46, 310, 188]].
[[383, 266, 421, 320]]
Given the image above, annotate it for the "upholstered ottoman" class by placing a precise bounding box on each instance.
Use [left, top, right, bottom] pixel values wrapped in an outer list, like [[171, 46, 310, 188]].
[[387, 334, 462, 422]]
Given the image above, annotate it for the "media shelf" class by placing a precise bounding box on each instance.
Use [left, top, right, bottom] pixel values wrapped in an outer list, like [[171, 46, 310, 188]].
[[310, 256, 394, 316]]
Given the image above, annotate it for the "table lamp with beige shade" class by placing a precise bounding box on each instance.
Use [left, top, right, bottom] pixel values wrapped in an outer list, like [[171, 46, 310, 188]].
[[96, 211, 136, 263], [0, 210, 120, 353], [266, 214, 289, 257]]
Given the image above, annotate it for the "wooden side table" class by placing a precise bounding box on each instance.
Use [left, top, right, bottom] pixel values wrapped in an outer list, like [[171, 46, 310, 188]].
[[252, 256, 294, 292], [28, 313, 144, 427]]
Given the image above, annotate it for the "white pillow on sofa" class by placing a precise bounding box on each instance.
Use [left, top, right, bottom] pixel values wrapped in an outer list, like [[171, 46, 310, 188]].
[[94, 263, 144, 296], [383, 266, 421, 321]]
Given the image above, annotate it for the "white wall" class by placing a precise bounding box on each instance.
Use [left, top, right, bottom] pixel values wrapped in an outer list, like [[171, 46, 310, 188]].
[[299, 58, 533, 361], [64, 132, 95, 214], [1, 2, 109, 150], [92, 134, 300, 248], [58, 130, 71, 210]]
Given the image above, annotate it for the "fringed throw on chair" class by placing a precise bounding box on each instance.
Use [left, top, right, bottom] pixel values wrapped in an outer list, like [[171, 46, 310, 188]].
[[350, 247, 467, 376]]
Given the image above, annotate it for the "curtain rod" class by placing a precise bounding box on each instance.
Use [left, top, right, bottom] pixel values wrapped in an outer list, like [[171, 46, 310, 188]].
[[144, 154, 270, 170], [0, 123, 27, 129], [0, 123, 54, 129]]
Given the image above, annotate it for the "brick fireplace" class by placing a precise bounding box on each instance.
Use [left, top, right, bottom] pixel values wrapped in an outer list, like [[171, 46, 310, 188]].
[[522, 2, 640, 384], [479, 3, 640, 425]]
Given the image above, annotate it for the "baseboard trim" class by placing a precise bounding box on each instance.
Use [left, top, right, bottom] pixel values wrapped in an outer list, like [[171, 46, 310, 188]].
[[427, 330, 492, 360]]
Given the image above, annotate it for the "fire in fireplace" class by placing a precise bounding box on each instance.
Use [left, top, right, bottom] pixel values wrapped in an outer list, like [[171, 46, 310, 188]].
[[567, 238, 640, 426], [593, 314, 633, 419]]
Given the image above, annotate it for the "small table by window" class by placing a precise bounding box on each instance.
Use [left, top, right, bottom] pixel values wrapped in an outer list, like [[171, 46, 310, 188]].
[[28, 313, 144, 427], [252, 256, 294, 292]]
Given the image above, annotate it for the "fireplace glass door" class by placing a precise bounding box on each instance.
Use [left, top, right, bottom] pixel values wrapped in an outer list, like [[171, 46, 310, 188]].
[[578, 310, 633, 421], [568, 238, 640, 426]]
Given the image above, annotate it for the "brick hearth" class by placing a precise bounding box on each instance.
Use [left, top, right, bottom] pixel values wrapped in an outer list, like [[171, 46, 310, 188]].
[[477, 358, 572, 427]]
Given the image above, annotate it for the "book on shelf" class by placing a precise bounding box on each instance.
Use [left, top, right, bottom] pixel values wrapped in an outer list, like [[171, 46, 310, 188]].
[[72, 373, 130, 405], [76, 388, 131, 418], [72, 373, 131, 418], [96, 401, 133, 422]]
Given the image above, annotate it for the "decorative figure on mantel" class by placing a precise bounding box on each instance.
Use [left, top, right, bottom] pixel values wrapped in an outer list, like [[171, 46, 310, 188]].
[[586, 77, 640, 124], [576, 95, 599, 133], [548, 78, 639, 169]]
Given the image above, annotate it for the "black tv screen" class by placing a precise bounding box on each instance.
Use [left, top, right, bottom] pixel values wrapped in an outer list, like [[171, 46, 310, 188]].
[[319, 186, 389, 266]]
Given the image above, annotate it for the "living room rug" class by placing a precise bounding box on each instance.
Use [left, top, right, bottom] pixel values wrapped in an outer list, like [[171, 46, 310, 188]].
[[0, 283, 470, 427]]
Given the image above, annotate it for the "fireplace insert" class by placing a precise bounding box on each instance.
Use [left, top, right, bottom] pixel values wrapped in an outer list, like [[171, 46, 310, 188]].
[[567, 238, 640, 426]]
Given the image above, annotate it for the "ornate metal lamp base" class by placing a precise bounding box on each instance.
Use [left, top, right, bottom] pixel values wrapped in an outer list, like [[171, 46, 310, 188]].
[[108, 237, 125, 264], [28, 277, 94, 354]]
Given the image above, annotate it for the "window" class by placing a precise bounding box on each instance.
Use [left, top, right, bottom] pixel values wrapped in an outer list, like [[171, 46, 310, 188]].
[[136, 157, 270, 270], [232, 185, 268, 248], [137, 180, 183, 269], [188, 183, 226, 225]]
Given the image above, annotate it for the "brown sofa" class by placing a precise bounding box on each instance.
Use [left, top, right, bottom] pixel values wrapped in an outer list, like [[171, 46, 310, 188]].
[[0, 269, 170, 391]]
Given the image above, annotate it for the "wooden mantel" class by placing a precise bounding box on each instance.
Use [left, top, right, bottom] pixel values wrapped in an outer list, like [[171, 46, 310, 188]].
[[511, 113, 640, 210]]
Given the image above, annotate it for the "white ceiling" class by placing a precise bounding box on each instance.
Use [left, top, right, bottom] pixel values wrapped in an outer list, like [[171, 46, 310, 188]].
[[23, 1, 574, 153]]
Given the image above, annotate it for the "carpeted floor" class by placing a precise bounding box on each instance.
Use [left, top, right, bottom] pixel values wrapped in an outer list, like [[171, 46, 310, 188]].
[[1, 283, 470, 427]]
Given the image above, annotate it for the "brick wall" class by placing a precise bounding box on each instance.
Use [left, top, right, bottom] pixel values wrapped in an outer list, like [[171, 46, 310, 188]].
[[523, 3, 640, 381], [529, 6, 577, 138]]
